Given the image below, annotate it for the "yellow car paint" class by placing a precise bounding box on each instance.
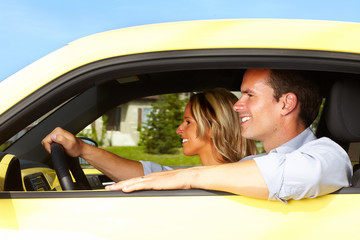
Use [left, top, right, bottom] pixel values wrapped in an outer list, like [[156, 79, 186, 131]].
[[1, 19, 360, 115], [0, 193, 358, 239]]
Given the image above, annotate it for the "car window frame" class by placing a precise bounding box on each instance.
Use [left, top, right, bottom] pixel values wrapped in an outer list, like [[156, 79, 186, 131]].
[[2, 48, 360, 145]]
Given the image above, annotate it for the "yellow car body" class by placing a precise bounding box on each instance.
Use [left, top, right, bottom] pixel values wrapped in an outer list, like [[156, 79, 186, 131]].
[[2, 194, 360, 239], [0, 19, 360, 239], [2, 19, 360, 115]]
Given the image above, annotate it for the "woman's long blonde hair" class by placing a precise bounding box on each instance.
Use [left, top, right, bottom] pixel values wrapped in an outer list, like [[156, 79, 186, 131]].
[[189, 88, 257, 163]]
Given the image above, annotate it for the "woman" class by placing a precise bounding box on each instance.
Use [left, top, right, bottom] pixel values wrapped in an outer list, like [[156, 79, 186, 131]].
[[42, 88, 257, 182], [179, 88, 256, 164]]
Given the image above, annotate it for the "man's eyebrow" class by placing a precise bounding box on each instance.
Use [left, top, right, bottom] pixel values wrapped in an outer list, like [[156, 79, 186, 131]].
[[241, 88, 255, 94]]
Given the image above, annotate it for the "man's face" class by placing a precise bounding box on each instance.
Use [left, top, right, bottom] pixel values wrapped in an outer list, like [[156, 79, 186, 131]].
[[233, 69, 282, 142]]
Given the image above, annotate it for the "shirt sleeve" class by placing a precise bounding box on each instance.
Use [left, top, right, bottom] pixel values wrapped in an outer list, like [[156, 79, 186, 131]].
[[255, 137, 352, 202], [140, 161, 173, 175]]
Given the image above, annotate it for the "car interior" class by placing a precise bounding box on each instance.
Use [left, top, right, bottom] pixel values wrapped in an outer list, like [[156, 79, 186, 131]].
[[0, 50, 360, 194]]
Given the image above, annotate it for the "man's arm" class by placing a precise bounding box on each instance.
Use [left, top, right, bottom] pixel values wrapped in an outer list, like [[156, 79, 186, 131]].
[[42, 127, 144, 181], [106, 160, 270, 199]]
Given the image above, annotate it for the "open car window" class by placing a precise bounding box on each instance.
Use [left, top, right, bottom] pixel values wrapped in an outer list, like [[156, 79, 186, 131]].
[[76, 92, 202, 169]]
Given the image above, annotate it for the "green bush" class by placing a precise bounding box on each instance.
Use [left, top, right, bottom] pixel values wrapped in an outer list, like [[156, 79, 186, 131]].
[[139, 93, 188, 154]]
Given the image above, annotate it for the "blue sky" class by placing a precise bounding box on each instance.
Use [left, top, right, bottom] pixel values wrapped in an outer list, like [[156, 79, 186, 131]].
[[1, 0, 360, 81]]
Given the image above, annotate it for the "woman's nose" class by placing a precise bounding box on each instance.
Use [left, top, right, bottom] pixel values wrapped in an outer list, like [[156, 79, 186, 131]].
[[176, 124, 183, 135]]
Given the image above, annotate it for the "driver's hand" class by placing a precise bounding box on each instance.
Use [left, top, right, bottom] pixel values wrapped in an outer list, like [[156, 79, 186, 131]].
[[41, 127, 84, 158]]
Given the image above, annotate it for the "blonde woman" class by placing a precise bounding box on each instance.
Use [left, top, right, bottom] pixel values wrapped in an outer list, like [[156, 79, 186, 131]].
[[176, 88, 256, 165], [42, 88, 256, 182]]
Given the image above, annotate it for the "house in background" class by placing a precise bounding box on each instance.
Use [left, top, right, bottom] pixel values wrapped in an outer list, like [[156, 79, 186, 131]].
[[84, 92, 212, 147], [86, 96, 158, 147]]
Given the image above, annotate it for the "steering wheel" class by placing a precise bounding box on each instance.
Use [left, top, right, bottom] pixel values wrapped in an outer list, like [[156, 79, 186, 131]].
[[50, 142, 91, 190]]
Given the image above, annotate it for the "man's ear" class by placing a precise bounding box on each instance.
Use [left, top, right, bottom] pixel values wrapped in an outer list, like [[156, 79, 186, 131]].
[[280, 92, 298, 115]]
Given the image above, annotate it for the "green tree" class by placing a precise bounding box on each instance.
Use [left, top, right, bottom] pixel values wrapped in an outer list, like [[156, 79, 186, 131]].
[[140, 93, 188, 154]]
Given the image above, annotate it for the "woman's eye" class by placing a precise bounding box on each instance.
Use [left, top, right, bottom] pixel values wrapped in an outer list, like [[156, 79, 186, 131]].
[[186, 121, 191, 125]]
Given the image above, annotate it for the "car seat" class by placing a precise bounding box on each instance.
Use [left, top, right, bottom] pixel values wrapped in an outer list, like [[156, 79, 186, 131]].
[[0, 152, 24, 191], [324, 77, 360, 187]]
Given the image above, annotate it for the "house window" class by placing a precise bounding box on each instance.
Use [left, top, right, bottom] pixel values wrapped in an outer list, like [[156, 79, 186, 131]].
[[138, 107, 152, 127], [142, 108, 152, 125]]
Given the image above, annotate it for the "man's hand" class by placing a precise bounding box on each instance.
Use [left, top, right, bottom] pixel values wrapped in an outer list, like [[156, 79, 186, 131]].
[[106, 161, 269, 200], [106, 168, 196, 192]]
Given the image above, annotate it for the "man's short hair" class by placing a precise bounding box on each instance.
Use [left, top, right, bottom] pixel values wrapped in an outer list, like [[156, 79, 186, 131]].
[[267, 70, 322, 127]]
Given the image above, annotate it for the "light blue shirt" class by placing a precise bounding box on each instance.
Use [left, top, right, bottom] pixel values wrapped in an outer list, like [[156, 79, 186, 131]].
[[249, 128, 352, 202], [141, 161, 173, 175], [140, 128, 352, 202]]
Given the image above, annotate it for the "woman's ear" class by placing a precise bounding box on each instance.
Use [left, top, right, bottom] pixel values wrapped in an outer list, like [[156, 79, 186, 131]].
[[280, 92, 298, 115], [206, 127, 213, 140]]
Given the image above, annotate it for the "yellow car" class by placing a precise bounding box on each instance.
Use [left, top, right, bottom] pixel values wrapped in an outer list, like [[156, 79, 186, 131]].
[[1, 19, 360, 239]]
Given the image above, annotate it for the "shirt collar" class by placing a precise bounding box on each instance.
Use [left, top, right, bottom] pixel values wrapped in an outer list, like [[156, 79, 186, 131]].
[[270, 128, 317, 154]]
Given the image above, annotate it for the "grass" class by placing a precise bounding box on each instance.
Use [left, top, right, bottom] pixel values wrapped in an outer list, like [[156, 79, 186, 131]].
[[102, 143, 265, 168], [102, 145, 201, 167]]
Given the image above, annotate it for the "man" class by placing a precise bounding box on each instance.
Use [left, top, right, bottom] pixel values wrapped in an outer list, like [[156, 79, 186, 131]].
[[104, 69, 352, 202]]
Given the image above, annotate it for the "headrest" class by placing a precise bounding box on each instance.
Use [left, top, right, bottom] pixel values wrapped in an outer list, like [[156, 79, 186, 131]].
[[325, 79, 360, 142]]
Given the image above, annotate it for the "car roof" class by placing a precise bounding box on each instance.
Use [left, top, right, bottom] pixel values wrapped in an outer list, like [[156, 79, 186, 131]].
[[1, 19, 360, 115]]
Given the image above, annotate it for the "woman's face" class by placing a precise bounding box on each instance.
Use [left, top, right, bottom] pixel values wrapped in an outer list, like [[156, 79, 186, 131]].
[[176, 103, 212, 160]]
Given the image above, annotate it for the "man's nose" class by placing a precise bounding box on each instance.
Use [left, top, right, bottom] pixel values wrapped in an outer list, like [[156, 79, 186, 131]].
[[233, 97, 244, 112]]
